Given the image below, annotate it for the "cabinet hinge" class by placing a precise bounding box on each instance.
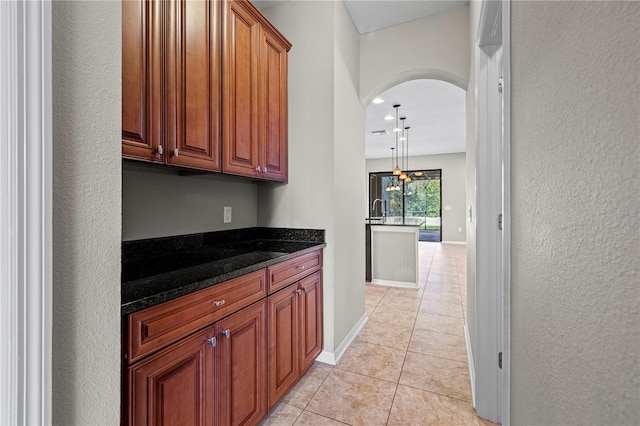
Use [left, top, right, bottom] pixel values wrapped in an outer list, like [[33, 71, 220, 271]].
[[498, 76, 503, 93], [498, 351, 502, 369], [498, 213, 503, 231]]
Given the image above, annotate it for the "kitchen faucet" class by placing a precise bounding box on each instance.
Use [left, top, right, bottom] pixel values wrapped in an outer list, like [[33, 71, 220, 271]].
[[372, 198, 386, 222]]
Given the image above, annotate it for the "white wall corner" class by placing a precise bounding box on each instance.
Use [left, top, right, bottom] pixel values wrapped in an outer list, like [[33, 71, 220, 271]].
[[465, 324, 477, 408], [316, 313, 368, 365]]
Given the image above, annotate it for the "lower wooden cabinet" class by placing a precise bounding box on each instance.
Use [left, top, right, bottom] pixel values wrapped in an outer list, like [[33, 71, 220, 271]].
[[267, 271, 323, 410], [125, 301, 266, 426], [126, 326, 216, 426], [298, 272, 323, 373], [123, 250, 323, 425], [218, 300, 267, 426]]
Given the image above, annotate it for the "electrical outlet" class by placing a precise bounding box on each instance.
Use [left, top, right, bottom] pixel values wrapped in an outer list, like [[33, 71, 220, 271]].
[[224, 207, 232, 223], [458, 227, 463, 233]]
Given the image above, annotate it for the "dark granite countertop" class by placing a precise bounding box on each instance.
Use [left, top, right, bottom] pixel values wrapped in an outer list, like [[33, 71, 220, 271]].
[[121, 227, 326, 315]]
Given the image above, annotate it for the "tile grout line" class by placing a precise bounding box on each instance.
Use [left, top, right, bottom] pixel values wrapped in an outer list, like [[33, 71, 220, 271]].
[[271, 244, 476, 426], [298, 365, 335, 412], [384, 242, 435, 425]]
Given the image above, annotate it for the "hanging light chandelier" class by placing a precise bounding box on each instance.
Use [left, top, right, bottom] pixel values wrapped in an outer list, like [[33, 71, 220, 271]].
[[404, 126, 412, 183], [386, 148, 397, 191], [392, 104, 402, 176], [385, 103, 417, 186], [398, 116, 407, 181]]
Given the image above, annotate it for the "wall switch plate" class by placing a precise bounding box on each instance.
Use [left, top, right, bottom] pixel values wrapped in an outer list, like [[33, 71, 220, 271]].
[[224, 207, 232, 223], [458, 227, 463, 233]]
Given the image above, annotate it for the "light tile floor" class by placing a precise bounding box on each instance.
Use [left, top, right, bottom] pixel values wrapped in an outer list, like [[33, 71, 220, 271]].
[[262, 242, 495, 426]]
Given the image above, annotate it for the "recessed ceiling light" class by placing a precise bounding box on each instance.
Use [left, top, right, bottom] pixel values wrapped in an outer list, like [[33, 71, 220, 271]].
[[372, 97, 384, 104], [384, 115, 393, 120], [370, 130, 388, 136]]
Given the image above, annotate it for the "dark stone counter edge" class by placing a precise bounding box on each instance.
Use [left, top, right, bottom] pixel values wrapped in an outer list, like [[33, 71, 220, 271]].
[[367, 223, 423, 227], [121, 243, 326, 316]]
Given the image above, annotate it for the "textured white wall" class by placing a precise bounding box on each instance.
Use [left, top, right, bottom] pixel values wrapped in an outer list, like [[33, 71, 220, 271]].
[[366, 153, 467, 242], [510, 1, 640, 423], [122, 163, 258, 240], [52, 1, 121, 424], [259, 0, 365, 354], [258, 0, 338, 351], [360, 6, 469, 101], [332, 0, 366, 348]]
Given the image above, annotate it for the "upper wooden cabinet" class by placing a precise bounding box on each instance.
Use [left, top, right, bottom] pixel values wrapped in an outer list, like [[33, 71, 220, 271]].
[[122, 0, 162, 162], [221, 0, 260, 178], [165, 0, 222, 170], [223, 0, 291, 182], [122, 0, 222, 172], [123, 0, 290, 181], [259, 25, 289, 182]]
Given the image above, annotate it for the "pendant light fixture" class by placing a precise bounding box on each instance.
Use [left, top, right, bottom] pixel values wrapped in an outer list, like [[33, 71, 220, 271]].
[[398, 116, 407, 181], [386, 148, 395, 191], [392, 104, 402, 176], [404, 126, 412, 183]]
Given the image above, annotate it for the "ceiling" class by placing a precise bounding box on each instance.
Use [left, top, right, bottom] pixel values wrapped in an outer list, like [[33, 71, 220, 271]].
[[251, 0, 467, 35], [343, 0, 468, 34], [251, 0, 468, 159], [365, 80, 465, 159]]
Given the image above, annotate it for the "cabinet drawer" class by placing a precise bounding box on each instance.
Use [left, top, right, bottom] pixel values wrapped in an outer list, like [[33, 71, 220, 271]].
[[267, 249, 322, 294], [126, 269, 266, 363]]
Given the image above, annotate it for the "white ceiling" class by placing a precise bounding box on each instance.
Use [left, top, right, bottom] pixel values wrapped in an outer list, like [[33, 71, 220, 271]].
[[365, 80, 465, 159], [251, 0, 468, 160], [251, 0, 467, 35], [343, 0, 468, 34]]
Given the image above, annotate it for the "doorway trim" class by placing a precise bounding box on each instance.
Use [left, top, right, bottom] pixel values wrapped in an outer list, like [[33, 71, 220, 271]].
[[0, 1, 53, 424], [472, 0, 511, 424]]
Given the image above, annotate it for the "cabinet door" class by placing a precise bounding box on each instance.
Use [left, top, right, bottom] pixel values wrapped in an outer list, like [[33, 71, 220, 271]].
[[222, 0, 260, 178], [267, 284, 299, 410], [165, 0, 221, 171], [127, 326, 216, 426], [299, 271, 323, 374], [259, 27, 288, 182], [122, 0, 163, 162], [219, 300, 267, 426]]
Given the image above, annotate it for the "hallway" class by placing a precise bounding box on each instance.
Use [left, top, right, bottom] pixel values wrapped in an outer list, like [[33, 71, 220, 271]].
[[263, 242, 492, 425]]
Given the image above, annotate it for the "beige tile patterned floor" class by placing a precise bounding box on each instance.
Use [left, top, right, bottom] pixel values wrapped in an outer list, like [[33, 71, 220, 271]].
[[261, 242, 496, 426]]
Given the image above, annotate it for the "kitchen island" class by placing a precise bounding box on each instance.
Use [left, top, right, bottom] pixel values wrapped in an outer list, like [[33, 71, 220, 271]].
[[365, 217, 424, 288]]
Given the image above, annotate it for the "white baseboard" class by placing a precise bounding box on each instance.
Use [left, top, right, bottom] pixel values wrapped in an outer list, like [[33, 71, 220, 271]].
[[316, 313, 368, 365], [370, 279, 418, 289], [464, 324, 476, 408], [441, 241, 467, 245]]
